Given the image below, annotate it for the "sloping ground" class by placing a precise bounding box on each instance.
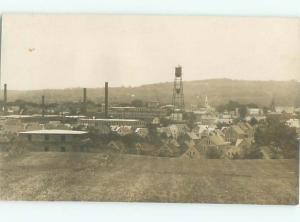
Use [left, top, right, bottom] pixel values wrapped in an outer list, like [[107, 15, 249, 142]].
[[0, 152, 298, 204]]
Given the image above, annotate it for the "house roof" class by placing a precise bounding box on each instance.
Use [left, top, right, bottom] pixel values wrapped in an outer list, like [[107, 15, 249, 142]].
[[214, 129, 225, 137], [235, 139, 244, 147], [209, 134, 229, 146], [235, 138, 252, 147], [19, 129, 87, 135], [245, 122, 253, 129], [231, 125, 246, 135], [187, 132, 200, 140], [135, 128, 148, 133], [238, 122, 253, 131]]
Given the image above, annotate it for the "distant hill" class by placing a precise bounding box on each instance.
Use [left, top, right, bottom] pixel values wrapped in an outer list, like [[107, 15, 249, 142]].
[[4, 79, 300, 107]]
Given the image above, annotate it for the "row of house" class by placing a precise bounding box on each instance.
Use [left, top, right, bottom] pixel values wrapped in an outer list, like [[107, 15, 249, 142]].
[[180, 122, 255, 160], [110, 125, 149, 138]]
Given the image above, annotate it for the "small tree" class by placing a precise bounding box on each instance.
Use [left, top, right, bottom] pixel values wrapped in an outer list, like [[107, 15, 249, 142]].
[[239, 106, 247, 119], [243, 145, 263, 159], [148, 125, 162, 146], [206, 147, 222, 159], [131, 99, 144, 107], [249, 117, 258, 126], [183, 112, 196, 129]]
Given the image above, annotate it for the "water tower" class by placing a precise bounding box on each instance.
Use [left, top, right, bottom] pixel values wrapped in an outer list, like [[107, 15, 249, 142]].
[[172, 66, 185, 113]]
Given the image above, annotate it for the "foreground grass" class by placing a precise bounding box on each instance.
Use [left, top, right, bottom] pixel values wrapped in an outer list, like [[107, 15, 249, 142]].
[[0, 152, 298, 204]]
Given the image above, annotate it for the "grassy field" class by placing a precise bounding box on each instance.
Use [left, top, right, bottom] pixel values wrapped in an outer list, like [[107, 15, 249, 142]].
[[0, 152, 298, 204]]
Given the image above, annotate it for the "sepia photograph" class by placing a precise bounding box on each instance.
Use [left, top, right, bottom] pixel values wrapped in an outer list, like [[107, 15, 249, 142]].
[[0, 14, 299, 204]]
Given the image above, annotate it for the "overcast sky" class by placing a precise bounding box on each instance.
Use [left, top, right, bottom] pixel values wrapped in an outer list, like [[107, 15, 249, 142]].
[[1, 14, 299, 90]]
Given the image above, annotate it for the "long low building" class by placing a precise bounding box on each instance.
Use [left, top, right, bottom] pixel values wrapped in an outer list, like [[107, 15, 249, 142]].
[[79, 118, 147, 128], [109, 106, 167, 121], [19, 129, 88, 152]]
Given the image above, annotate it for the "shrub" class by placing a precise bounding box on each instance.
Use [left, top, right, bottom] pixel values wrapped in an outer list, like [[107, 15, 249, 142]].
[[243, 145, 263, 159], [206, 147, 223, 159]]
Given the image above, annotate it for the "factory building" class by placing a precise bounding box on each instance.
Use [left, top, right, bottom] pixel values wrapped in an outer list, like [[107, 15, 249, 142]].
[[109, 106, 167, 121], [19, 129, 88, 152], [79, 118, 147, 128]]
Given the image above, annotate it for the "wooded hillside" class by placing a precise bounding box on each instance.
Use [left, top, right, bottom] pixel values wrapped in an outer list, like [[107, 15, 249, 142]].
[[4, 79, 300, 107]]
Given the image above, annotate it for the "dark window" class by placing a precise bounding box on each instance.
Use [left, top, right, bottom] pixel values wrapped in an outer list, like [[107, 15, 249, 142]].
[[61, 135, 66, 142], [27, 134, 32, 141], [61, 146, 65, 152], [44, 135, 49, 141], [44, 146, 49, 152]]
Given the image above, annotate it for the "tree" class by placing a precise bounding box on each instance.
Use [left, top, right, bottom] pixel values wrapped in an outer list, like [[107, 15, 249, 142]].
[[131, 99, 144, 107], [206, 147, 222, 159], [160, 118, 172, 127], [238, 106, 247, 119], [122, 134, 142, 147], [183, 112, 196, 129], [148, 125, 162, 146], [262, 106, 269, 114], [243, 145, 263, 159], [247, 103, 258, 108], [216, 100, 241, 113], [177, 134, 189, 146], [249, 117, 258, 126], [254, 117, 298, 158], [254, 127, 266, 146], [216, 100, 258, 121]]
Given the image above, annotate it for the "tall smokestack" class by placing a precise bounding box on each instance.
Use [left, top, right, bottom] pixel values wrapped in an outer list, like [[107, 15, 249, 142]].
[[83, 88, 87, 114], [3, 84, 7, 114], [41, 95, 45, 117], [105, 82, 108, 118]]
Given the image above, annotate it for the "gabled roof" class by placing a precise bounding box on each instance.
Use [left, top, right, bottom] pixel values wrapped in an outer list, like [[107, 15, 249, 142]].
[[209, 134, 229, 146], [170, 123, 189, 130], [238, 122, 253, 131], [181, 145, 202, 159], [187, 132, 200, 140], [235, 138, 252, 147], [231, 125, 246, 135], [244, 122, 253, 129], [215, 129, 225, 137], [235, 139, 244, 147]]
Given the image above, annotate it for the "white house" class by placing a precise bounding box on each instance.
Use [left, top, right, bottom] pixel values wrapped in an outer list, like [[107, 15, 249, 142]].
[[110, 125, 133, 136], [169, 124, 188, 139], [135, 128, 149, 138], [286, 119, 300, 128], [247, 108, 263, 116], [275, 106, 295, 114], [193, 124, 216, 137]]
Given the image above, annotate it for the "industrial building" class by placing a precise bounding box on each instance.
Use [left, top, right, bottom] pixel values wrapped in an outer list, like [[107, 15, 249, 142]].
[[19, 129, 88, 152], [79, 118, 147, 128], [109, 106, 167, 121]]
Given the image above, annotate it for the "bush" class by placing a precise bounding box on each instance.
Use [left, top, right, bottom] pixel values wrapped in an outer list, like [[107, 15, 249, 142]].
[[243, 145, 263, 159], [206, 147, 223, 159], [254, 117, 298, 158]]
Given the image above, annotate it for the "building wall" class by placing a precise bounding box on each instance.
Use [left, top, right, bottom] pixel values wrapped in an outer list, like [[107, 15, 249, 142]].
[[19, 133, 87, 152], [21, 133, 75, 143], [80, 119, 146, 128], [224, 127, 246, 143], [110, 107, 167, 120], [22, 143, 81, 152]]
